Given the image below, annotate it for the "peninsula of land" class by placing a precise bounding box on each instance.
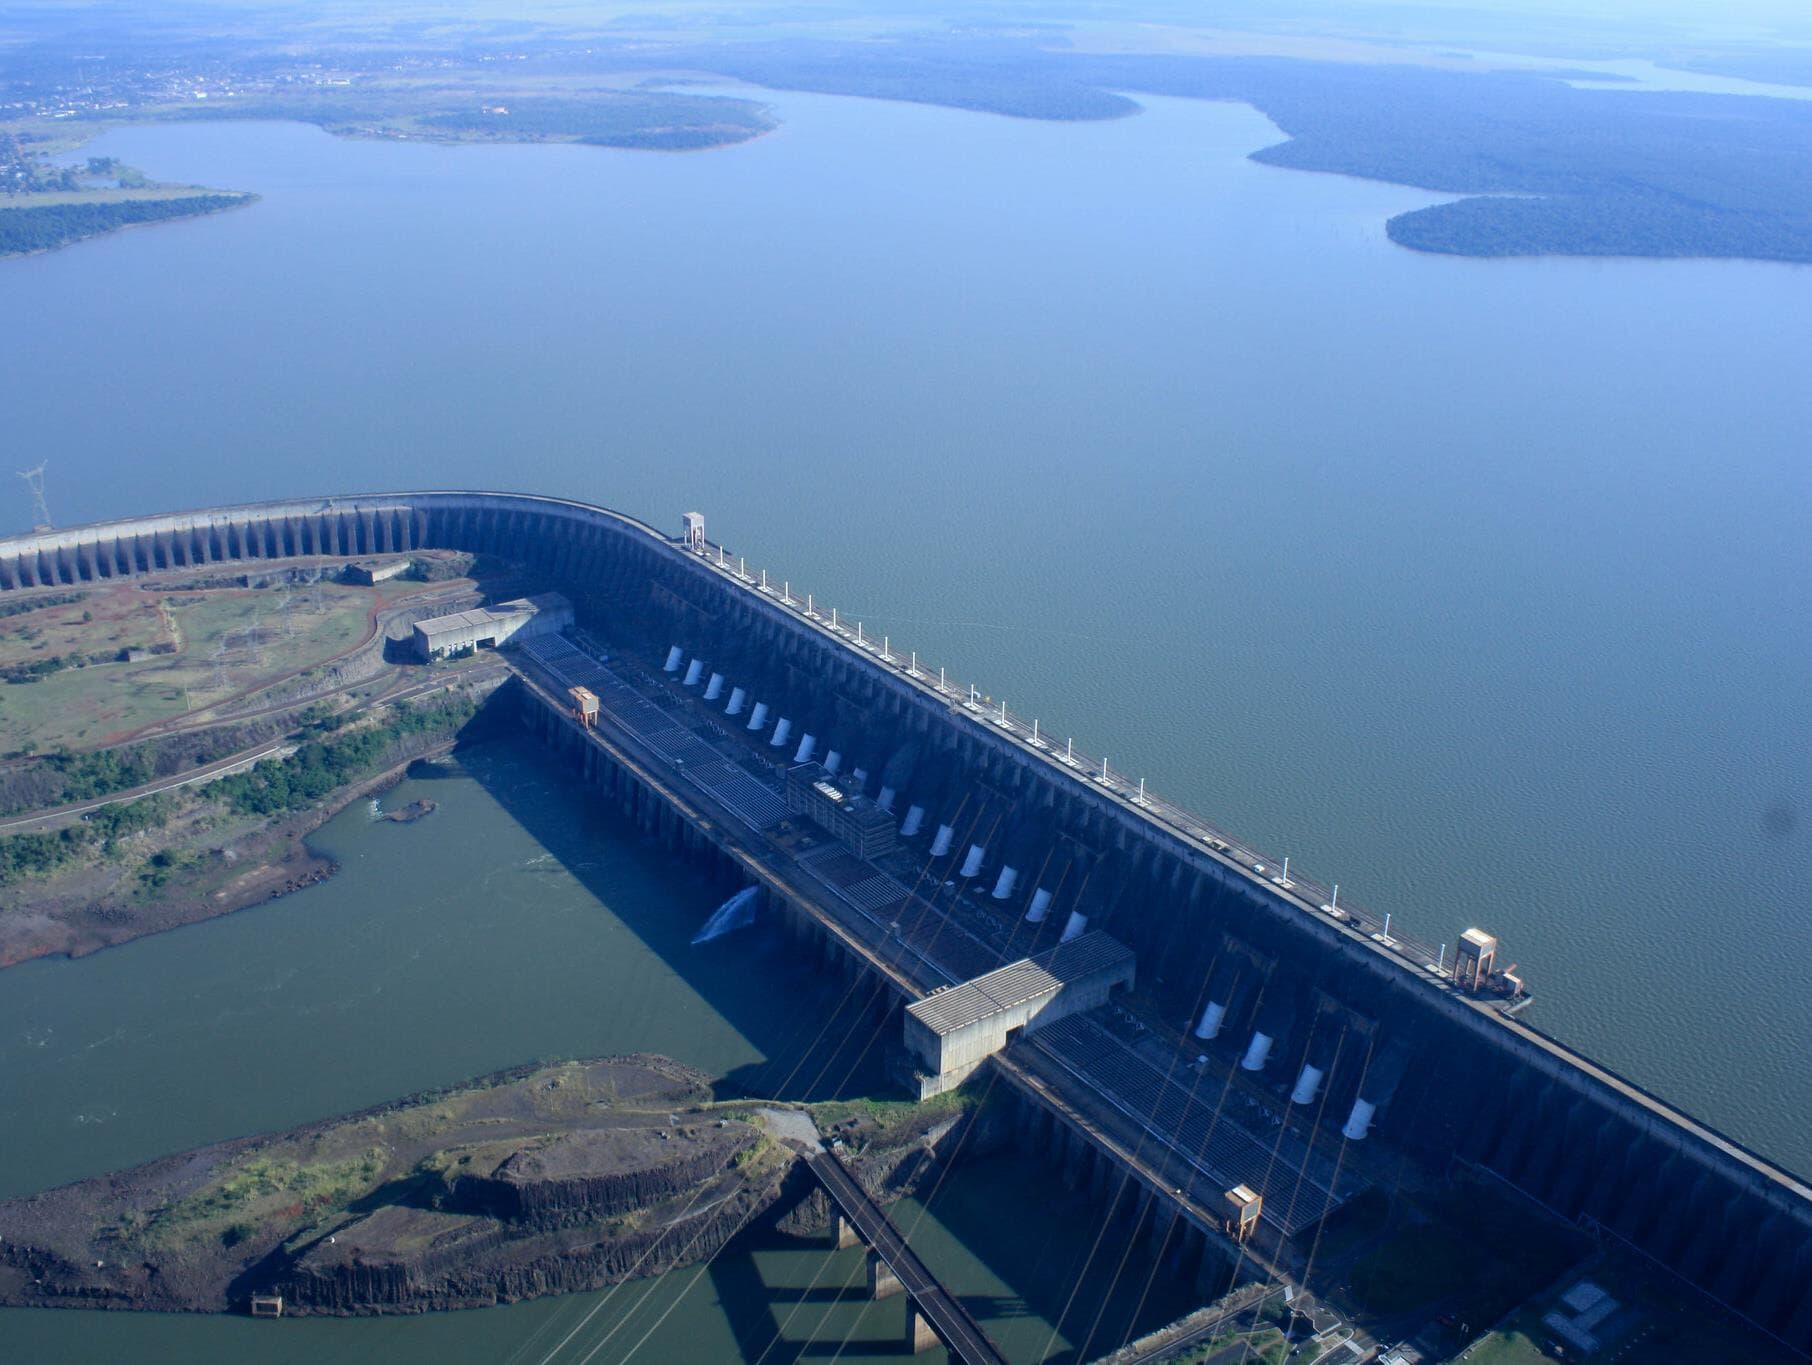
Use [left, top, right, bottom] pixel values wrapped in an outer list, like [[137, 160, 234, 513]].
[[0, 1057, 788, 1315], [0, 146, 254, 258], [0, 1056, 984, 1318]]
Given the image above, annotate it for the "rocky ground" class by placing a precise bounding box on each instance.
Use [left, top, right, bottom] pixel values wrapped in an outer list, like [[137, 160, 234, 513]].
[[0, 1056, 798, 1316], [0, 1057, 1004, 1321]]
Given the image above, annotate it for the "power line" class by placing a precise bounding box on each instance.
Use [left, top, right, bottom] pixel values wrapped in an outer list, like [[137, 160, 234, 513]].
[[16, 462, 50, 529], [612, 798, 1010, 1362]]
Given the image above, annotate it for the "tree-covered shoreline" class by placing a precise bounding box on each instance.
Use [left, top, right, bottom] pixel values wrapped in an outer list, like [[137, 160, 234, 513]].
[[4, 10, 1812, 262], [0, 192, 254, 258]]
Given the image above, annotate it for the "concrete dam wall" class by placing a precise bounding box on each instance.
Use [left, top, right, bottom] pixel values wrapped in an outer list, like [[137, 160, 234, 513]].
[[4, 491, 1809, 1349]]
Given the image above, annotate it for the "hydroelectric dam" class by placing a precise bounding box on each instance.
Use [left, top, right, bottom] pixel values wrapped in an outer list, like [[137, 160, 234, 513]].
[[3, 492, 1810, 1355]]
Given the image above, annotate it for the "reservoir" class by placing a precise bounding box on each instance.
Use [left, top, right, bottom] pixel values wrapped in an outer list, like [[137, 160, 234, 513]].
[[0, 78, 1808, 1350]]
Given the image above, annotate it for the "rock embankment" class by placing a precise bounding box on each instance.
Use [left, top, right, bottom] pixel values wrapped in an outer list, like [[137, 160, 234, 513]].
[[378, 797, 436, 823], [0, 1055, 793, 1317], [452, 1123, 746, 1225]]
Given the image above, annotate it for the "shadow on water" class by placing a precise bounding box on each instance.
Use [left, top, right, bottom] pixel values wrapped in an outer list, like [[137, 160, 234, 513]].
[[705, 1228, 953, 1363], [457, 735, 894, 1103], [906, 1148, 1205, 1365], [453, 736, 1196, 1362]]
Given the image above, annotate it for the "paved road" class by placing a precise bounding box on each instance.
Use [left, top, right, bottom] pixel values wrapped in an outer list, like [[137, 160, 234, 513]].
[[0, 663, 504, 834], [807, 1148, 1009, 1365], [0, 741, 295, 833]]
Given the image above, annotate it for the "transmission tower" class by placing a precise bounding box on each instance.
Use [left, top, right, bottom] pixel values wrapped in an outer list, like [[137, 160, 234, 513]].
[[278, 582, 296, 638], [17, 463, 51, 530]]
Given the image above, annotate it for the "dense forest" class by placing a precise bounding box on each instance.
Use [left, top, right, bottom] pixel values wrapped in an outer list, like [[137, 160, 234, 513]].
[[0, 193, 252, 257], [1386, 192, 1812, 262], [207, 696, 476, 816], [647, 40, 1812, 264], [417, 93, 773, 151]]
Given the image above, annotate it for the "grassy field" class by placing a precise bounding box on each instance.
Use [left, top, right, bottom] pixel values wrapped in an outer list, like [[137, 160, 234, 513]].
[[1, 184, 239, 207], [0, 581, 377, 753], [147, 1148, 390, 1250], [0, 584, 167, 667]]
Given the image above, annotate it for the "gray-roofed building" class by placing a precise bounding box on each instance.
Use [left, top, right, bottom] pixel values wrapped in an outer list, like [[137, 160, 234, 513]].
[[784, 763, 897, 859], [903, 932, 1134, 1098], [411, 592, 573, 661], [346, 558, 412, 585]]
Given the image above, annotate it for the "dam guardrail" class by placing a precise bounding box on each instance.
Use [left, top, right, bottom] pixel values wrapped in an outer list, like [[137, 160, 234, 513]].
[[681, 534, 1812, 1207], [690, 539, 1453, 982]]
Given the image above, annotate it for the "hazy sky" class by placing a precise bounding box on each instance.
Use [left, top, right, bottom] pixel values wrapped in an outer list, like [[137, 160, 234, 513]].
[[13, 0, 1812, 54]]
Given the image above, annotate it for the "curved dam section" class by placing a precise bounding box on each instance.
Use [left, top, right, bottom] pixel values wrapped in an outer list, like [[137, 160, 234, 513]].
[[4, 492, 1810, 1351]]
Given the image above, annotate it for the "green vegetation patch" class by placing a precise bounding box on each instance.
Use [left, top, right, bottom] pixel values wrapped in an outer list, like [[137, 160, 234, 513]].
[[416, 92, 773, 150], [0, 793, 174, 887], [0, 592, 84, 621], [808, 1084, 975, 1145], [207, 696, 478, 816], [148, 1148, 388, 1249], [0, 694, 477, 892]]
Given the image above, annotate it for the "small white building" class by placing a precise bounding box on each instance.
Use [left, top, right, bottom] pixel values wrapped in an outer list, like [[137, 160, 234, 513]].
[[346, 558, 412, 585], [411, 592, 573, 661], [903, 932, 1134, 1098]]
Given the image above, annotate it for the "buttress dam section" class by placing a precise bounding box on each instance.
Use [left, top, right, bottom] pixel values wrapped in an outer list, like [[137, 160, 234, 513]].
[[3, 491, 1809, 1351]]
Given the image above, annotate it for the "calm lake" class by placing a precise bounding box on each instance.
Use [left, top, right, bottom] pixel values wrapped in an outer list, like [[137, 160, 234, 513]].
[[0, 81, 1808, 1356]]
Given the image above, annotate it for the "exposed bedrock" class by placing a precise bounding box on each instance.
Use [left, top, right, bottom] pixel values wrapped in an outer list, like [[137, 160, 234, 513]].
[[451, 1126, 752, 1226], [0, 1054, 791, 1318], [277, 1176, 770, 1314]]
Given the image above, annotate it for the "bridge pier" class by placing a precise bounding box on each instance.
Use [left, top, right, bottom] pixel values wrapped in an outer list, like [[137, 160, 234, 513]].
[[867, 1250, 903, 1300], [833, 1211, 860, 1251], [907, 1301, 942, 1354]]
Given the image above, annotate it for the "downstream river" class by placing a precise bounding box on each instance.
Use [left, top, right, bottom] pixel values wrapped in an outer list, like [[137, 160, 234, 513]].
[[0, 744, 1194, 1361], [0, 79, 1808, 1353]]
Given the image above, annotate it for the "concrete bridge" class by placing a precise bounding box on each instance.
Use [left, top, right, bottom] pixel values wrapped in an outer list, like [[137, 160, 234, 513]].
[[809, 1146, 1009, 1363]]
